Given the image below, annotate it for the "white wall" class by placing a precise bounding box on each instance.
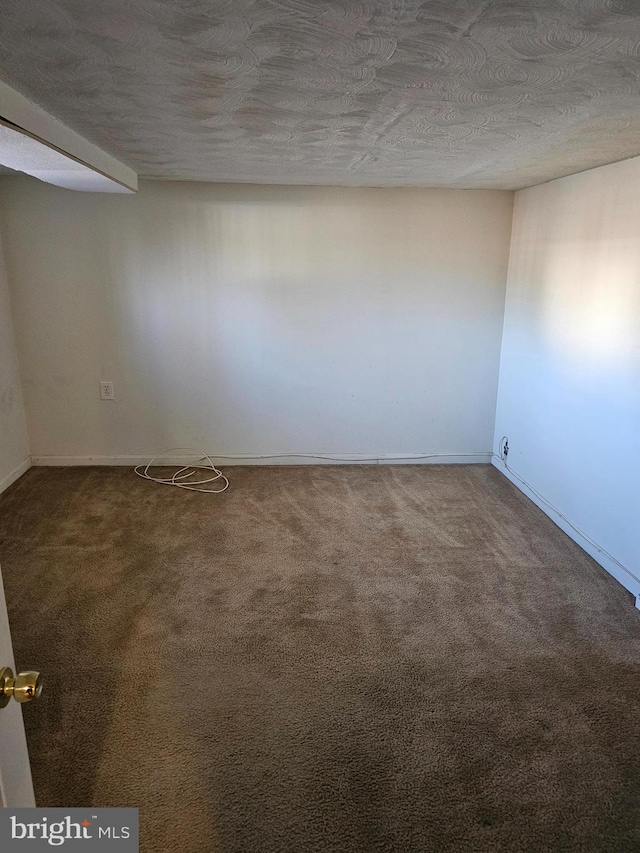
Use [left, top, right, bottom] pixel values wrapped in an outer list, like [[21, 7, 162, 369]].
[[494, 156, 640, 598], [0, 229, 29, 492], [0, 179, 513, 464]]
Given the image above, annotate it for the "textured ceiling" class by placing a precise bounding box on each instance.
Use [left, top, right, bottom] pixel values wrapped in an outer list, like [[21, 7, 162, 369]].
[[1, 0, 640, 188]]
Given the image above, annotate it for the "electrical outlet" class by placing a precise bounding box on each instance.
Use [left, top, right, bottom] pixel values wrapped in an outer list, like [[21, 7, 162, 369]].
[[100, 381, 115, 401]]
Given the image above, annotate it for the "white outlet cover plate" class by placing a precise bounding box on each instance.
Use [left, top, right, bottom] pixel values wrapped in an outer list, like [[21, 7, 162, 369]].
[[100, 381, 114, 400]]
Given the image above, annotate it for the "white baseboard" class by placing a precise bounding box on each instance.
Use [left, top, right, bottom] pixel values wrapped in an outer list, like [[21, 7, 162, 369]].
[[492, 458, 640, 610], [0, 457, 31, 495], [31, 452, 492, 467]]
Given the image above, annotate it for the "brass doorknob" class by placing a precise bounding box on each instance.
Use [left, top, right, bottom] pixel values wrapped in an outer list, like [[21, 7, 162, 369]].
[[0, 667, 42, 709]]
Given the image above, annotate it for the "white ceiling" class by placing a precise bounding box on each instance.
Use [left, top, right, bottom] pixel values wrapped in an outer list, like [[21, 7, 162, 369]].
[[1, 0, 640, 189]]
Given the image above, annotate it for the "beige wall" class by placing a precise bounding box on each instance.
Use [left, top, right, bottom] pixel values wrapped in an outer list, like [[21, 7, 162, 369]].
[[0, 179, 513, 464], [494, 155, 640, 596], [0, 229, 29, 491]]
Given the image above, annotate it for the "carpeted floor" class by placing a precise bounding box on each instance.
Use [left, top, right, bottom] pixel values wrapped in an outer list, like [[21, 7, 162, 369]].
[[0, 465, 638, 852]]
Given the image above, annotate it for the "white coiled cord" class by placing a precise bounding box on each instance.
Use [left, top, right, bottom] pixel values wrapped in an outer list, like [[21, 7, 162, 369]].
[[134, 448, 229, 494], [134, 449, 489, 494]]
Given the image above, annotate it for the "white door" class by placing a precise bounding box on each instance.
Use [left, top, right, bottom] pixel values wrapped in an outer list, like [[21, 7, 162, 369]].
[[0, 562, 35, 807]]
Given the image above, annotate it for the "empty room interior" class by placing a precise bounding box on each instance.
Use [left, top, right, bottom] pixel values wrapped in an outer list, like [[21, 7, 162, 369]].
[[0, 1, 639, 851]]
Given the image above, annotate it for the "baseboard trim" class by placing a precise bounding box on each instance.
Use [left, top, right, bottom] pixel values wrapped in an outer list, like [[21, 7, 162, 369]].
[[492, 457, 640, 610], [31, 452, 492, 467], [0, 457, 31, 495]]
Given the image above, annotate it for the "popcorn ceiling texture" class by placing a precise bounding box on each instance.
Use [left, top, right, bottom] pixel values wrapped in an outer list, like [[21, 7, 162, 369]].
[[1, 1, 640, 188]]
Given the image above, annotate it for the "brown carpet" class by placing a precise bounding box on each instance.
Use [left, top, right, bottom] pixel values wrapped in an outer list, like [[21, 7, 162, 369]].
[[0, 465, 639, 852]]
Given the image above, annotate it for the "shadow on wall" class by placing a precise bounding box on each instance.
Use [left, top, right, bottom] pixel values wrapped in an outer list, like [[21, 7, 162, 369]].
[[494, 165, 640, 580], [73, 183, 509, 457]]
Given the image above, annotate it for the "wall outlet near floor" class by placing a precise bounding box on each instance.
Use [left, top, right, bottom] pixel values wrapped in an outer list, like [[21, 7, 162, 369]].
[[100, 381, 115, 401]]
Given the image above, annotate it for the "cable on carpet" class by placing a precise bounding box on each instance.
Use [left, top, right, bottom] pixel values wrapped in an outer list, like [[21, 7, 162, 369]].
[[134, 449, 489, 494], [134, 448, 229, 494]]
